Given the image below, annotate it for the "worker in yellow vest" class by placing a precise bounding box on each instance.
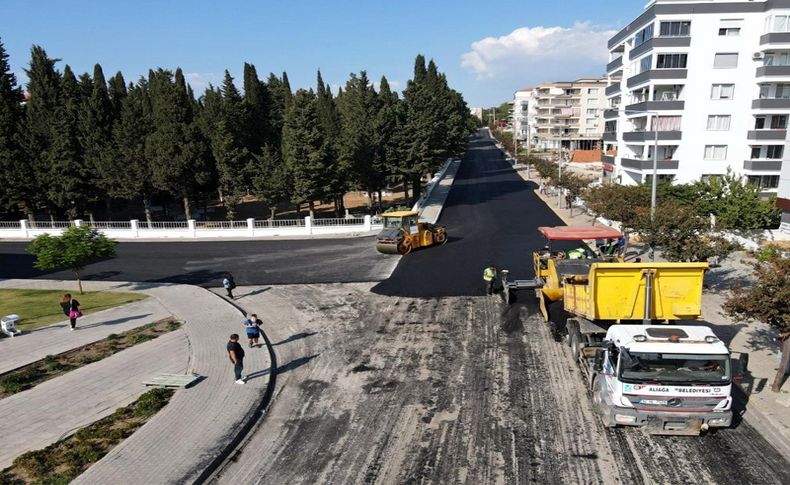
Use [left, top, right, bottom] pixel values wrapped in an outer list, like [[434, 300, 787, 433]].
[[483, 265, 497, 296]]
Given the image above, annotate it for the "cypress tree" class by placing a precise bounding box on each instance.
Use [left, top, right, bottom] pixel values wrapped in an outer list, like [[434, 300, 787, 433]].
[[0, 37, 29, 217], [107, 71, 127, 120], [251, 143, 289, 220], [281, 88, 329, 218], [146, 68, 210, 220], [243, 62, 271, 153], [78, 64, 114, 219], [372, 76, 403, 207], [315, 70, 345, 215], [22, 46, 62, 221]]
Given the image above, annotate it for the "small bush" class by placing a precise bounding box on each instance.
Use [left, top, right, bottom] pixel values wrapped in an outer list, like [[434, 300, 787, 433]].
[[167, 320, 181, 331], [756, 244, 782, 262], [134, 388, 173, 417], [0, 368, 38, 394], [127, 334, 155, 346], [12, 449, 55, 480], [106, 333, 118, 341]]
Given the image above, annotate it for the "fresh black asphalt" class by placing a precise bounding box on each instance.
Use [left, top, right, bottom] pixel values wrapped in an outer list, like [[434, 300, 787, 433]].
[[372, 131, 572, 297], [0, 131, 571, 293]]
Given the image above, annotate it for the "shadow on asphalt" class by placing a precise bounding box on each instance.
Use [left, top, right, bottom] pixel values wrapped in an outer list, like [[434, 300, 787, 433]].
[[273, 331, 319, 346], [77, 313, 154, 329], [246, 354, 319, 381]]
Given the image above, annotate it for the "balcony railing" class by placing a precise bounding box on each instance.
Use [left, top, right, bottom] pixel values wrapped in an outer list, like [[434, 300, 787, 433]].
[[760, 32, 790, 45], [752, 98, 790, 109], [627, 69, 688, 88], [747, 129, 787, 140], [605, 84, 621, 96], [743, 160, 783, 171], [629, 36, 691, 59], [623, 130, 683, 142], [621, 157, 679, 171], [756, 65, 790, 77], [607, 57, 623, 73], [625, 100, 685, 111]]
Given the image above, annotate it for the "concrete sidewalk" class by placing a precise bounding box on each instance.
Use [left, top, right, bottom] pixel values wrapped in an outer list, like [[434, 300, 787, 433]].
[[512, 164, 790, 460], [0, 279, 272, 484], [0, 329, 188, 468], [0, 295, 171, 374], [418, 159, 462, 225]]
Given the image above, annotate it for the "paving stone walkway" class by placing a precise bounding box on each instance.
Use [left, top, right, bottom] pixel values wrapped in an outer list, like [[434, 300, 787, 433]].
[[0, 279, 272, 484], [0, 329, 188, 468], [0, 295, 171, 374]]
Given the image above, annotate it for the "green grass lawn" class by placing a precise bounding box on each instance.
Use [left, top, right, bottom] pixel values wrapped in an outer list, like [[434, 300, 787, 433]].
[[0, 289, 148, 331]]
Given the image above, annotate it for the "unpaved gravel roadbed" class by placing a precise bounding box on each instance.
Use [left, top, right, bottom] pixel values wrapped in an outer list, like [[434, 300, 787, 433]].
[[214, 283, 790, 485]]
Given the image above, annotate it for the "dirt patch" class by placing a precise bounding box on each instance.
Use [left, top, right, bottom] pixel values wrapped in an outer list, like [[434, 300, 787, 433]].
[[0, 388, 174, 484], [0, 318, 180, 398]]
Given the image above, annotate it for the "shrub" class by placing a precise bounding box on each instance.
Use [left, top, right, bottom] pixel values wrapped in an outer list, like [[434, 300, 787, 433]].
[[134, 388, 173, 417]]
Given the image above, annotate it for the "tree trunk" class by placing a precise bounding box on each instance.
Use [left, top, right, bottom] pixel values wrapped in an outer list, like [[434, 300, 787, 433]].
[[218, 187, 224, 203], [411, 174, 422, 205], [403, 176, 410, 203], [269, 206, 276, 220], [366, 186, 374, 209], [182, 196, 192, 221], [74, 270, 84, 294], [772, 337, 790, 393], [143, 196, 153, 226], [295, 202, 301, 218], [26, 206, 36, 223], [377, 189, 383, 212], [333, 196, 340, 218], [88, 212, 96, 225], [308, 200, 315, 219], [105, 198, 112, 220], [49, 212, 55, 225]]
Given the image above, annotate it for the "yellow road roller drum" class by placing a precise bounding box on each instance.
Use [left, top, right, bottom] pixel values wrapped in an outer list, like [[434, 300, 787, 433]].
[[375, 211, 447, 255]]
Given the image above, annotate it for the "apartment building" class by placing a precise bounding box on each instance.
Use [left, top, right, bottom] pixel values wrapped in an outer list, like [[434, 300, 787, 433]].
[[779, 140, 790, 229], [513, 78, 607, 151], [604, 0, 790, 192]]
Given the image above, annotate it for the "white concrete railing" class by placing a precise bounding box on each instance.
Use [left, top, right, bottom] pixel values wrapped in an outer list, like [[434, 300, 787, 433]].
[[0, 216, 383, 240]]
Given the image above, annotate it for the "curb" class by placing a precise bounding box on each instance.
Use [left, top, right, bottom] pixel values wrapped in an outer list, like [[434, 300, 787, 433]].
[[733, 381, 790, 462], [193, 294, 279, 484]]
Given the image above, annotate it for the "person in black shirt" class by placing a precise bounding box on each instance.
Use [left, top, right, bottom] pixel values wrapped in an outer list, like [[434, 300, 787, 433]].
[[227, 334, 246, 384], [60, 293, 81, 331]]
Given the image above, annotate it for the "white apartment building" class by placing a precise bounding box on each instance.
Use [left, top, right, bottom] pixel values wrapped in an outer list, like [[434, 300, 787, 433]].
[[513, 78, 607, 151], [604, 0, 790, 192]]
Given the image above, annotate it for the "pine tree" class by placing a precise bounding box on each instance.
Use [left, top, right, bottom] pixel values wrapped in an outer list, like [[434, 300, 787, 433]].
[[281, 89, 329, 218], [0, 37, 29, 217], [315, 70, 345, 215], [251, 143, 289, 219], [107, 71, 127, 120], [266, 72, 292, 150]]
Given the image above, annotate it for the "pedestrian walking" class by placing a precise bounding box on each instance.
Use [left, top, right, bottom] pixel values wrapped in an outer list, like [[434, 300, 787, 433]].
[[60, 293, 81, 331], [483, 265, 497, 296], [227, 334, 246, 384], [222, 273, 236, 299], [565, 193, 573, 210], [243, 314, 263, 348]]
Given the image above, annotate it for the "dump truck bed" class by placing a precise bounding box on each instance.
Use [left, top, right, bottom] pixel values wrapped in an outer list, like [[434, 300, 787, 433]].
[[561, 262, 708, 321]]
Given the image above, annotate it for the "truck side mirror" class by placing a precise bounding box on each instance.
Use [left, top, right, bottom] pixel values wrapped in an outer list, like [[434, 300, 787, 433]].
[[593, 348, 605, 372], [739, 353, 749, 373]]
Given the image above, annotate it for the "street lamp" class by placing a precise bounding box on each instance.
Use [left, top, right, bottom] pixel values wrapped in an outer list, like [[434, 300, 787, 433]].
[[557, 161, 569, 209], [612, 108, 659, 220]]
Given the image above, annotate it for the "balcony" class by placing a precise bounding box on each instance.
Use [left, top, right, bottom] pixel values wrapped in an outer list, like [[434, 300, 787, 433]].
[[605, 84, 621, 96], [623, 131, 682, 142], [743, 160, 783, 171], [756, 65, 790, 77], [621, 157, 679, 171], [602, 155, 615, 165], [604, 109, 619, 119], [624, 100, 685, 112], [627, 70, 687, 88], [760, 32, 790, 45], [752, 98, 790, 109], [602, 131, 617, 142], [747, 129, 787, 140], [629, 37, 691, 59], [607, 57, 623, 73]]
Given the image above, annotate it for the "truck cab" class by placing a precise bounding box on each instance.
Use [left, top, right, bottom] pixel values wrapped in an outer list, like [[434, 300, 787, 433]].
[[593, 325, 733, 435]]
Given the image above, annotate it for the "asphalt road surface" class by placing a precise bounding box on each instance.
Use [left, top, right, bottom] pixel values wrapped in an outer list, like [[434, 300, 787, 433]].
[[0, 236, 398, 286], [212, 132, 790, 484]]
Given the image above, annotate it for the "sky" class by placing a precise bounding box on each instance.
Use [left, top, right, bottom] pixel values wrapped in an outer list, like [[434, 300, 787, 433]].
[[0, 0, 645, 108]]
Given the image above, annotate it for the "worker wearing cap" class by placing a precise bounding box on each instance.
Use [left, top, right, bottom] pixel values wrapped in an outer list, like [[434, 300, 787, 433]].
[[483, 265, 497, 296]]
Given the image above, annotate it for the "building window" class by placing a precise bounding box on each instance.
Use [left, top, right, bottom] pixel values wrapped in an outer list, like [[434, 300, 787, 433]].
[[704, 145, 727, 160], [710, 84, 734, 99], [588, 88, 599, 95], [585, 128, 596, 135], [656, 54, 688, 69], [751, 146, 762, 159], [653, 116, 682, 131], [707, 115, 731, 131], [767, 15, 790, 33], [586, 108, 598, 115], [714, 53, 739, 69], [634, 24, 655, 47], [748, 175, 780, 189], [763, 83, 790, 99], [764, 52, 790, 66], [768, 145, 784, 158], [718, 27, 740, 36], [773, 115, 788, 129], [755, 116, 766, 129], [639, 55, 653, 73], [659, 21, 691, 37]]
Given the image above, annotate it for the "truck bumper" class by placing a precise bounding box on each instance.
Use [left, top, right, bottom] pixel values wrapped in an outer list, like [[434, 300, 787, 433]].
[[607, 407, 732, 435]]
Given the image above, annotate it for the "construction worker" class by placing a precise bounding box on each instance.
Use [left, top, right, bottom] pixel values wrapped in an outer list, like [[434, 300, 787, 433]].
[[483, 265, 497, 296]]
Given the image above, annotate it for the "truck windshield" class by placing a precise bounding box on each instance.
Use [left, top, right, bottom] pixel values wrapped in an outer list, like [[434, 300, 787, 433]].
[[619, 352, 731, 384]]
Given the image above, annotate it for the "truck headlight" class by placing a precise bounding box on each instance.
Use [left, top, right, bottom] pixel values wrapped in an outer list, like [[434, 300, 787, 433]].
[[615, 414, 637, 424], [620, 396, 633, 407], [708, 417, 729, 426]]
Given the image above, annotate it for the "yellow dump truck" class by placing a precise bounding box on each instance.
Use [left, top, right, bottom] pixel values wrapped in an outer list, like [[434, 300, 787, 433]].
[[501, 226, 735, 435]]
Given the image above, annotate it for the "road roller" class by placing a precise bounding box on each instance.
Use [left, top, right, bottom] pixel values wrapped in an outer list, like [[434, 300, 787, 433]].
[[375, 211, 448, 255]]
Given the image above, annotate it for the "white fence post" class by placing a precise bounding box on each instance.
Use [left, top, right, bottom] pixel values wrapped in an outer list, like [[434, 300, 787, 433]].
[[247, 218, 255, 236], [19, 219, 28, 238], [305, 216, 312, 235], [364, 215, 372, 231], [73, 219, 83, 227], [188, 219, 196, 238], [130, 219, 139, 238]]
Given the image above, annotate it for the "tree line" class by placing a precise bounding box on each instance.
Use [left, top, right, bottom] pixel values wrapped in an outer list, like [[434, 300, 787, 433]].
[[0, 38, 476, 222]]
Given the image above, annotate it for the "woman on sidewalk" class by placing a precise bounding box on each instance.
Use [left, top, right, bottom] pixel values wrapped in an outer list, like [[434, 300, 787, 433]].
[[60, 293, 81, 331]]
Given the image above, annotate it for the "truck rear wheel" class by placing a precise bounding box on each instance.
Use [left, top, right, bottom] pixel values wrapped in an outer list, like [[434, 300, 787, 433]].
[[568, 321, 582, 361], [547, 302, 568, 342]]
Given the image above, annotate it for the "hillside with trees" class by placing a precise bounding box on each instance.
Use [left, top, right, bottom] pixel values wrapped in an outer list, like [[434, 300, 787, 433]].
[[0, 38, 477, 222]]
